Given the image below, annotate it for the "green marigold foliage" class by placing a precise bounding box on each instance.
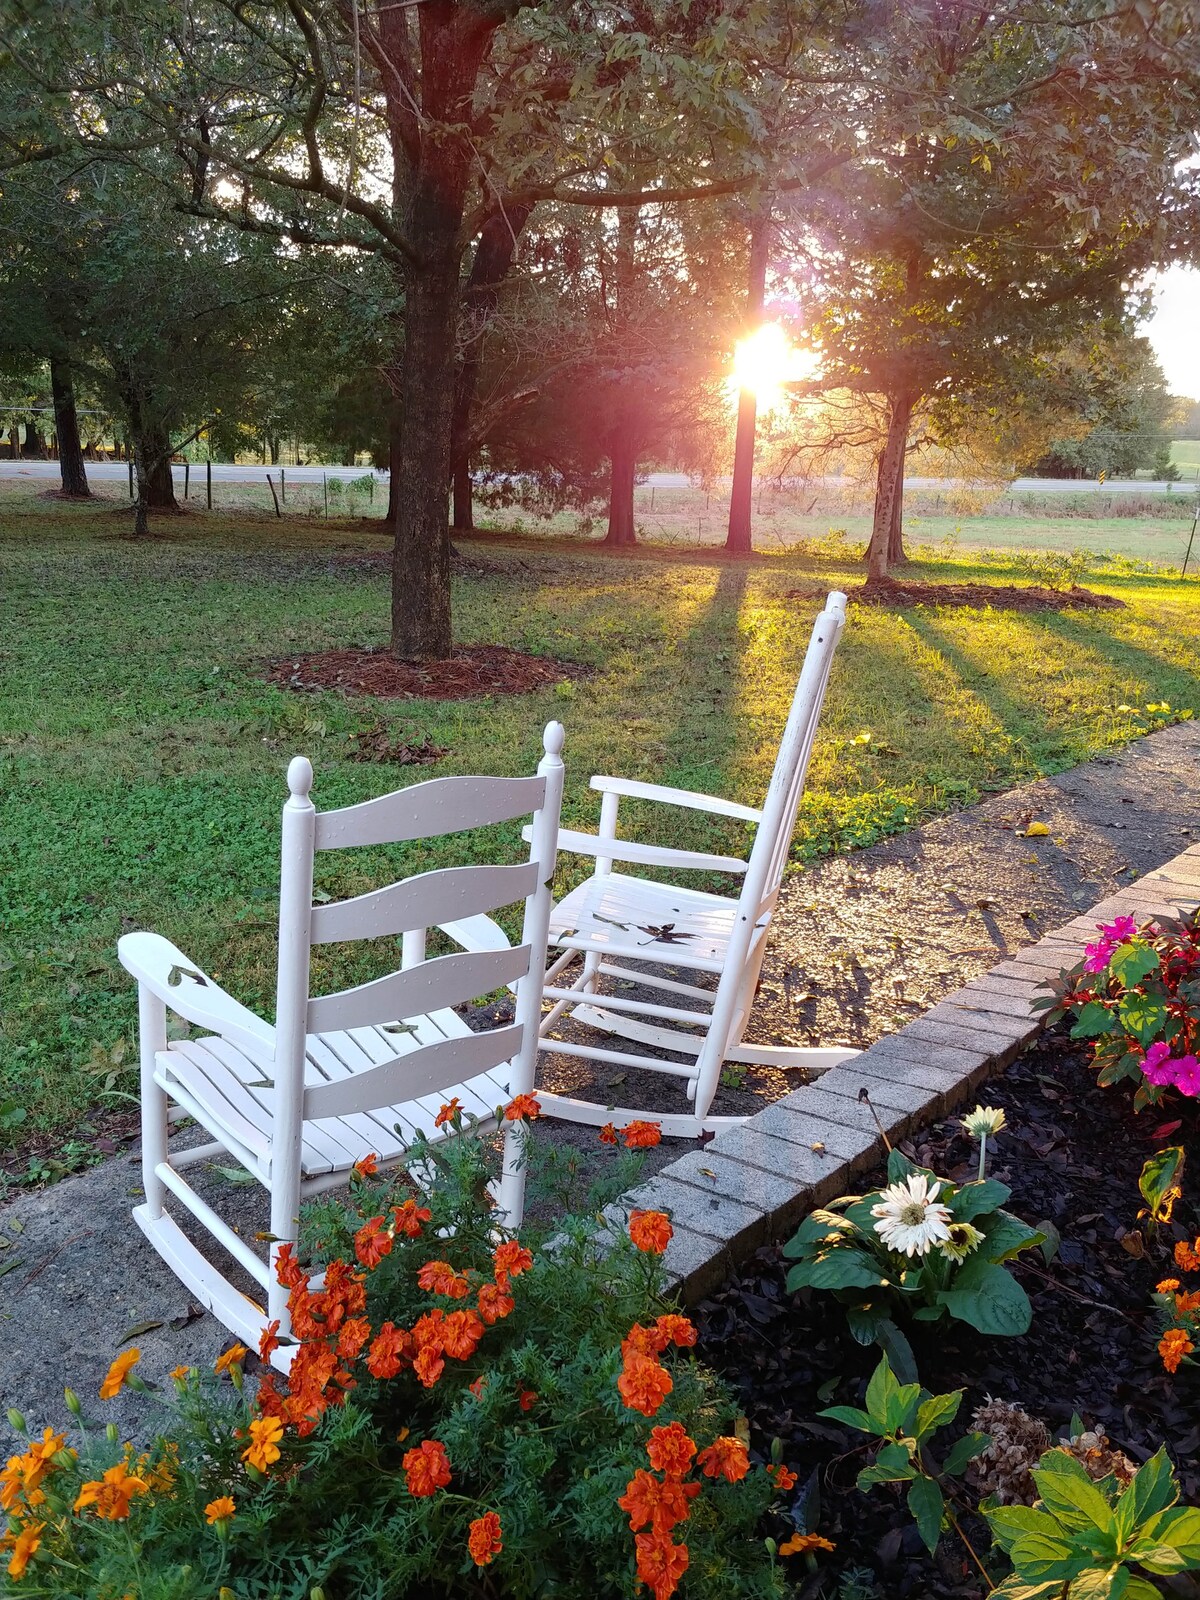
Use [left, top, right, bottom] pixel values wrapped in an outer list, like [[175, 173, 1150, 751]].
[[783, 1149, 1044, 1343], [0, 1131, 786, 1599]]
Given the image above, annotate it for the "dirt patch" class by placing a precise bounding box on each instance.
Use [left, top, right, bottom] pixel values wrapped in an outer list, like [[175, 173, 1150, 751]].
[[785, 579, 1126, 612], [347, 724, 450, 765], [262, 643, 584, 701]]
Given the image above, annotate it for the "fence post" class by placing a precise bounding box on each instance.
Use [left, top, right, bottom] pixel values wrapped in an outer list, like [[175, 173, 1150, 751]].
[[206, 460, 212, 510], [323, 472, 329, 517], [128, 460, 134, 499], [184, 461, 190, 501], [280, 467, 286, 505], [267, 474, 282, 517]]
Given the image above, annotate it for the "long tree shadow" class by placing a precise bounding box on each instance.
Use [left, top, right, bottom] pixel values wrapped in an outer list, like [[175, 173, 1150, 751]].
[[1018, 608, 1200, 702]]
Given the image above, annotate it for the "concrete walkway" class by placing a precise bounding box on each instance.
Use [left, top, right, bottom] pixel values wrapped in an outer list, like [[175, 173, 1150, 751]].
[[2, 720, 1196, 1442]]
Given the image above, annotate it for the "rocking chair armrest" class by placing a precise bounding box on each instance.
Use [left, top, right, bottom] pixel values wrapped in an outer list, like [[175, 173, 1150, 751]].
[[117, 931, 276, 1064], [531, 826, 748, 876], [438, 913, 512, 955], [588, 775, 762, 824]]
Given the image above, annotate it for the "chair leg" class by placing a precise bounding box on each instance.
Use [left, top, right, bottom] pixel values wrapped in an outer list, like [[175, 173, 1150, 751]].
[[496, 1122, 527, 1229], [137, 985, 170, 1220]]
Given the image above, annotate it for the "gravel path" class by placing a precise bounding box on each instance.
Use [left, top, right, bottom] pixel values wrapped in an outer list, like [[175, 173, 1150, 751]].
[[2, 720, 1196, 1441]]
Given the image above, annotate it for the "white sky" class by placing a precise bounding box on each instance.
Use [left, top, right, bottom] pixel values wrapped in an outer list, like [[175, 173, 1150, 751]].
[[1141, 262, 1200, 400]]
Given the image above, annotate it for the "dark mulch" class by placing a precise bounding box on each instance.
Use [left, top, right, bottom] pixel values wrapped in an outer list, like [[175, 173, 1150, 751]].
[[784, 579, 1126, 612], [697, 1028, 1200, 1598], [346, 724, 451, 765], [261, 643, 585, 700]]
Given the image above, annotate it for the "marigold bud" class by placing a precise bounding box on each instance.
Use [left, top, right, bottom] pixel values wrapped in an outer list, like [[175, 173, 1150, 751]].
[[230, 1363, 244, 1393], [6, 1408, 25, 1433], [106, 1422, 119, 1444], [64, 1387, 82, 1415], [311, 1588, 327, 1600]]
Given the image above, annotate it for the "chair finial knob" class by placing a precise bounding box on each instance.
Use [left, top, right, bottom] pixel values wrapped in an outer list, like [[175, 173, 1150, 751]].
[[287, 755, 314, 799], [542, 720, 565, 757]]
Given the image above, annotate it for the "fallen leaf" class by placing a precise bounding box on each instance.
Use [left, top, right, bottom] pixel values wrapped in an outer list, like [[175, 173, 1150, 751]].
[[118, 1319, 163, 1345], [1024, 822, 1050, 837], [810, 1142, 826, 1154]]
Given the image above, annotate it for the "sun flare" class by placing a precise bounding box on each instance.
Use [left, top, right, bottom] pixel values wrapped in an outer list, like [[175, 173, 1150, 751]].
[[729, 323, 819, 414]]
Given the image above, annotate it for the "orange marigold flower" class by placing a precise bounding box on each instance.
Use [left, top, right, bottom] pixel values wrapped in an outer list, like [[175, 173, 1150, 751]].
[[623, 1322, 668, 1359], [468, 1376, 486, 1400], [413, 1347, 446, 1388], [622, 1121, 662, 1149], [258, 1320, 281, 1361], [779, 1532, 835, 1557], [403, 1439, 451, 1497], [392, 1198, 432, 1237], [74, 1463, 148, 1520], [646, 1422, 697, 1478], [337, 1316, 372, 1361], [442, 1310, 485, 1362], [634, 1530, 689, 1600], [418, 1259, 470, 1298], [629, 1210, 673, 1254], [518, 1388, 538, 1411], [27, 1428, 66, 1468], [242, 1415, 284, 1474], [1158, 1279, 1182, 1294], [274, 1241, 308, 1291], [696, 1436, 750, 1483], [214, 1342, 249, 1377], [205, 1496, 236, 1525], [477, 1282, 515, 1324], [1175, 1291, 1200, 1315], [1175, 1238, 1200, 1273], [493, 1240, 533, 1279], [768, 1463, 798, 1492], [619, 1469, 699, 1535], [170, 1365, 192, 1383], [599, 1122, 619, 1145], [468, 1510, 503, 1567], [1160, 1327, 1195, 1374], [412, 1308, 446, 1350], [99, 1348, 141, 1400], [654, 1314, 696, 1349], [352, 1153, 379, 1179], [618, 1353, 673, 1417], [504, 1093, 541, 1122], [354, 1216, 394, 1271], [6, 1520, 43, 1580], [366, 1321, 411, 1380], [435, 1099, 463, 1129]]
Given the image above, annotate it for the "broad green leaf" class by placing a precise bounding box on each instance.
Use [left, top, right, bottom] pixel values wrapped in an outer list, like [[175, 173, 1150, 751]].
[[1137, 1148, 1184, 1225], [979, 1209, 1046, 1263], [865, 1355, 898, 1426], [819, 1405, 874, 1434], [987, 1506, 1068, 1553], [886, 1148, 916, 1183], [950, 1178, 1010, 1221], [907, 1475, 945, 1554], [1117, 992, 1167, 1046], [1134, 1506, 1200, 1570], [1066, 1567, 1125, 1599], [915, 1389, 963, 1443], [939, 1262, 1033, 1336], [943, 1431, 990, 1477], [846, 1303, 887, 1345], [1115, 1447, 1177, 1543], [1072, 1000, 1119, 1039], [783, 1209, 860, 1255], [1009, 1532, 1086, 1583], [857, 1440, 916, 1488], [1033, 1452, 1117, 1536], [805, 1251, 887, 1291], [1121, 1581, 1168, 1600], [1108, 941, 1160, 986], [987, 1579, 1064, 1600], [875, 1318, 919, 1384]]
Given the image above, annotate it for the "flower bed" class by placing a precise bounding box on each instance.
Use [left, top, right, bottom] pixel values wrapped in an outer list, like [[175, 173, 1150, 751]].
[[697, 1023, 1200, 1599]]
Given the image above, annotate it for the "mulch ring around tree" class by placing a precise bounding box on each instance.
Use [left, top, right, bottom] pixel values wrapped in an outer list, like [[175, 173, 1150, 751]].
[[785, 579, 1126, 612], [262, 643, 586, 700], [697, 1026, 1200, 1599]]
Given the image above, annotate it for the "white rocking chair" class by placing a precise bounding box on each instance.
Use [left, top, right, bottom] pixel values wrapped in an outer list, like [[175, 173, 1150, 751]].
[[531, 593, 856, 1137], [118, 723, 565, 1359]]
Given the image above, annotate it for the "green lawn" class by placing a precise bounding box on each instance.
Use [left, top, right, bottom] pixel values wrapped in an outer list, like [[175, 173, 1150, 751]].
[[1171, 439, 1200, 473], [2, 494, 1198, 1136]]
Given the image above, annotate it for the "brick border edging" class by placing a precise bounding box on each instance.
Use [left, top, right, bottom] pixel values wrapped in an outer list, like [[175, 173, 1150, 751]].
[[609, 844, 1200, 1302]]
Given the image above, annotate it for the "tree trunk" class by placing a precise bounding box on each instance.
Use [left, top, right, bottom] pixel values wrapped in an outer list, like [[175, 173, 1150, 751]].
[[391, 263, 457, 659], [866, 391, 914, 582], [451, 453, 473, 531], [50, 357, 90, 497], [604, 426, 638, 546], [144, 431, 177, 509], [726, 207, 771, 554]]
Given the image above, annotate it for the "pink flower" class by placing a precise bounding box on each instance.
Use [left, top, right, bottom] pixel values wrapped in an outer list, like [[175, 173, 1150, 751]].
[[1142, 1041, 1175, 1085], [1098, 916, 1138, 943], [1083, 938, 1115, 974], [1170, 1056, 1200, 1096]]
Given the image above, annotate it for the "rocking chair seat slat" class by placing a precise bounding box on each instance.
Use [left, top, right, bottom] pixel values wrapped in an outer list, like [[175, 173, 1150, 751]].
[[548, 871, 747, 969]]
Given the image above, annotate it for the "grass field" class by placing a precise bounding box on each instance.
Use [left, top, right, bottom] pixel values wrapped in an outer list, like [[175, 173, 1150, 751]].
[[2, 491, 1198, 1140]]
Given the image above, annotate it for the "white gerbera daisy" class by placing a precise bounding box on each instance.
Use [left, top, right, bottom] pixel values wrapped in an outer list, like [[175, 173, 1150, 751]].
[[870, 1174, 953, 1258]]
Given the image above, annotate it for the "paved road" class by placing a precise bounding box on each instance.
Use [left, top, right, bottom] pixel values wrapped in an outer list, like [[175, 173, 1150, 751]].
[[3, 460, 1198, 494]]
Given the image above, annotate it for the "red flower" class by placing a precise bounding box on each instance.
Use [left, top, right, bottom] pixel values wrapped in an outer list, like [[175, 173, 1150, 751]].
[[646, 1422, 696, 1478], [412, 1309, 445, 1350], [468, 1510, 503, 1567], [352, 1153, 378, 1179], [477, 1282, 515, 1324], [768, 1462, 798, 1492], [493, 1240, 533, 1279], [629, 1210, 673, 1254], [392, 1199, 432, 1238], [274, 1241, 307, 1292], [619, 1470, 699, 1535], [654, 1314, 696, 1349], [696, 1436, 750, 1482], [623, 1322, 668, 1359], [468, 1376, 486, 1400], [518, 1388, 538, 1411], [622, 1121, 662, 1149], [366, 1322, 411, 1379], [354, 1216, 393, 1270], [635, 1530, 689, 1600], [258, 1320, 281, 1362], [336, 1317, 372, 1360], [403, 1439, 451, 1497], [618, 1353, 673, 1417], [418, 1260, 470, 1298], [504, 1093, 541, 1122], [413, 1348, 445, 1388], [599, 1122, 619, 1145], [442, 1310, 485, 1361], [434, 1099, 462, 1129]]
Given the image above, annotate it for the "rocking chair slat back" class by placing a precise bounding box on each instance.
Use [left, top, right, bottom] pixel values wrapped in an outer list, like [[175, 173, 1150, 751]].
[[314, 773, 547, 850], [309, 861, 540, 945], [303, 1023, 525, 1120], [306, 944, 532, 1034]]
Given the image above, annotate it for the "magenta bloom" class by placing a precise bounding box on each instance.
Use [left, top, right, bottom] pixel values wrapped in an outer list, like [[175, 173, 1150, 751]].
[[1142, 1041, 1175, 1085], [1170, 1056, 1200, 1097], [1083, 938, 1115, 974], [1098, 915, 1138, 944]]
